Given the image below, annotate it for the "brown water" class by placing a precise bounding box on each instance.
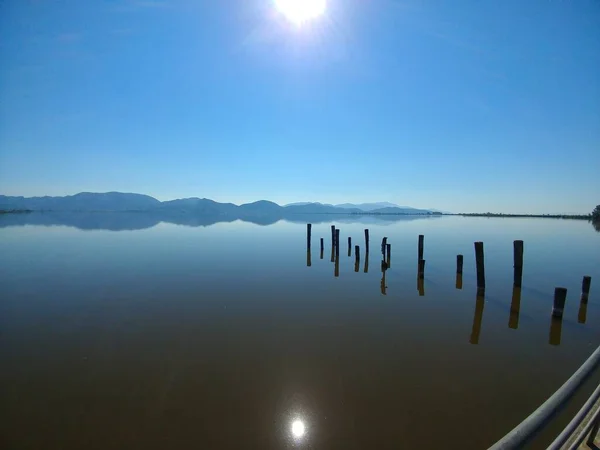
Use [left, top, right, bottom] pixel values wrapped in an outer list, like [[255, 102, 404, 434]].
[[1, 215, 599, 449]]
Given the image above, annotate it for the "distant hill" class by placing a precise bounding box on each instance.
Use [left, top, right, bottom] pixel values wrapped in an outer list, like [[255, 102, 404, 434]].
[[157, 198, 238, 215], [0, 192, 438, 215], [334, 202, 401, 211], [368, 206, 436, 215], [239, 200, 282, 215], [0, 192, 160, 212], [285, 202, 334, 208], [284, 203, 362, 214]]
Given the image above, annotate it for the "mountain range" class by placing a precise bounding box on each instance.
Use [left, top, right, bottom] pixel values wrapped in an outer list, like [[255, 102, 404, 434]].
[[0, 192, 442, 215]]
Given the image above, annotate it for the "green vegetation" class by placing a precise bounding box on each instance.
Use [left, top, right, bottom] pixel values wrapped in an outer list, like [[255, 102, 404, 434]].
[[592, 205, 600, 222], [351, 211, 442, 216], [457, 212, 591, 220], [0, 209, 32, 214]]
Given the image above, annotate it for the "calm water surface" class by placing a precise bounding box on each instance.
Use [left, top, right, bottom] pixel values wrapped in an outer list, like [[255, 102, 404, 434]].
[[1, 215, 599, 449]]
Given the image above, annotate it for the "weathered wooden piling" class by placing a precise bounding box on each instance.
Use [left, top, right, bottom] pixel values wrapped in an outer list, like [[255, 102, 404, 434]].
[[549, 317, 563, 346], [418, 259, 426, 280], [307, 224, 312, 250], [307, 250, 311, 267], [513, 240, 524, 287], [457, 255, 464, 274], [334, 257, 339, 278], [330, 226, 336, 262], [582, 276, 592, 302], [348, 237, 352, 257], [364, 252, 369, 273], [320, 238, 324, 259], [386, 244, 391, 268], [509, 286, 521, 330], [354, 245, 360, 272], [365, 229, 370, 253], [470, 294, 485, 345], [418, 277, 425, 297], [381, 237, 388, 258], [418, 234, 424, 261], [456, 273, 463, 290], [335, 229, 340, 259], [552, 287, 567, 318], [474, 242, 485, 294]]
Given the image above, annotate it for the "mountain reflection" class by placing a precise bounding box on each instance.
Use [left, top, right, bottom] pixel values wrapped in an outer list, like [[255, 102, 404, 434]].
[[0, 211, 440, 231]]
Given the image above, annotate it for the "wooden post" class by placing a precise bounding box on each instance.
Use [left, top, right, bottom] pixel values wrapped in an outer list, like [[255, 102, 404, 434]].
[[307, 223, 312, 250], [470, 293, 485, 345], [334, 256, 339, 278], [386, 244, 391, 268], [552, 287, 567, 318], [582, 276, 592, 302], [418, 278, 424, 296], [456, 273, 463, 290], [418, 235, 424, 261], [549, 317, 563, 346], [320, 238, 324, 259], [306, 250, 311, 267], [365, 229, 370, 254], [348, 236, 352, 257], [364, 251, 369, 273], [474, 242, 485, 294], [381, 237, 388, 258], [354, 245, 360, 272], [509, 286, 521, 329], [513, 240, 524, 287], [330, 226, 335, 263], [457, 255, 463, 274], [418, 259, 425, 280]]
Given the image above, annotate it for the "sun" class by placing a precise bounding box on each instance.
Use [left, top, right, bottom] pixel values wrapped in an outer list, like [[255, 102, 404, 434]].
[[275, 0, 326, 25], [291, 419, 305, 438]]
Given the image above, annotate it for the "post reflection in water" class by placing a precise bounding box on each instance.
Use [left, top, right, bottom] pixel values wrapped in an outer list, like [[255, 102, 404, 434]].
[[579, 298, 588, 324], [364, 251, 369, 273], [334, 255, 340, 278], [306, 250, 311, 267], [417, 259, 425, 296], [549, 317, 563, 346], [509, 285, 521, 329], [470, 294, 485, 344], [455, 273, 463, 290], [380, 260, 387, 295]]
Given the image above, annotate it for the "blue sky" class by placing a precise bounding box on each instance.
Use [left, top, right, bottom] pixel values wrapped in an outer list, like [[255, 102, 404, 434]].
[[0, 0, 598, 214]]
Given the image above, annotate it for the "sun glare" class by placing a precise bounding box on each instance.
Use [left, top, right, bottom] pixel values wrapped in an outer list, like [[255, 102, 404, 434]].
[[291, 419, 305, 438], [275, 0, 326, 25]]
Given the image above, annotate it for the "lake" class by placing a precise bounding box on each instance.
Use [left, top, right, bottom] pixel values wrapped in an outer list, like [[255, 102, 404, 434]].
[[1, 214, 598, 449]]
